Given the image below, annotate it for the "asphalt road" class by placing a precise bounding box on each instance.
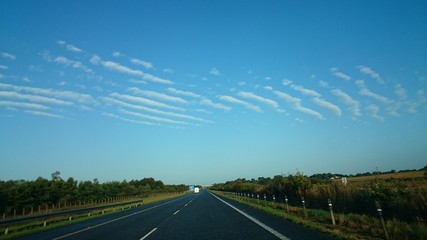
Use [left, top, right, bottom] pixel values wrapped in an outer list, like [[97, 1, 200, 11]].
[[17, 190, 335, 240]]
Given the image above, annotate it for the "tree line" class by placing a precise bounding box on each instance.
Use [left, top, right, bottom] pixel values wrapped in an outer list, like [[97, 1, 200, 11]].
[[0, 171, 188, 215]]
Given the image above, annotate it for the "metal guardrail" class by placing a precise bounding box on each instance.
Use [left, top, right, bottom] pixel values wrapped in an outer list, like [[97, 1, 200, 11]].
[[0, 199, 143, 227]]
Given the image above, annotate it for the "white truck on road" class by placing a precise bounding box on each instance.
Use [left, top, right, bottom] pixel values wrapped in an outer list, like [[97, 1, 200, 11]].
[[194, 187, 200, 193]]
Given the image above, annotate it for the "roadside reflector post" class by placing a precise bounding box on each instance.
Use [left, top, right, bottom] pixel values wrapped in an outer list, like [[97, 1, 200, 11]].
[[285, 196, 289, 214], [43, 221, 47, 227], [264, 194, 267, 206], [4, 228, 8, 235], [257, 194, 259, 204], [375, 201, 390, 240], [273, 195, 276, 209], [328, 199, 335, 225], [301, 196, 307, 218]]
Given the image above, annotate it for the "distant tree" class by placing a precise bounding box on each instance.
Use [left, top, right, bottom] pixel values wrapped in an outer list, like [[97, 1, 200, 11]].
[[51, 171, 61, 181]]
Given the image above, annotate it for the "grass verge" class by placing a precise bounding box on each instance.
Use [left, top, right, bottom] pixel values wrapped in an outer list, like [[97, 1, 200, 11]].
[[212, 191, 427, 240]]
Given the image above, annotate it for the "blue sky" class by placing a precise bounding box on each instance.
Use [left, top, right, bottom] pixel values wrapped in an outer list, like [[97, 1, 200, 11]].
[[1, 1, 426, 185]]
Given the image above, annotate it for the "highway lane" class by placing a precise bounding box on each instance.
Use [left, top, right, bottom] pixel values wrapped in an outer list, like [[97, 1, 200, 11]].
[[16, 194, 196, 240], [18, 190, 334, 240]]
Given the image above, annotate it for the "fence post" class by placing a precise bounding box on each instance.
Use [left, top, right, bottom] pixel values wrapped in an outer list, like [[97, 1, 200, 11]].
[[328, 199, 335, 225], [301, 196, 307, 218], [285, 196, 289, 213], [375, 201, 390, 240]]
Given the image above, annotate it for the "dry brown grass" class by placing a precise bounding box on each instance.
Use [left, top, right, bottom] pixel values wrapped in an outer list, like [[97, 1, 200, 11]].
[[344, 171, 424, 183]]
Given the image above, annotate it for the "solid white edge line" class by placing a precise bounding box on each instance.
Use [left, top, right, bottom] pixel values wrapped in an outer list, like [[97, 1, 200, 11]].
[[209, 191, 291, 240], [140, 228, 157, 240]]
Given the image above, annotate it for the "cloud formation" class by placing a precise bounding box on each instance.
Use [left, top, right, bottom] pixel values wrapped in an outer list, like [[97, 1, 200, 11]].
[[167, 88, 201, 98], [218, 95, 261, 112], [130, 58, 153, 69], [200, 98, 231, 111], [356, 80, 391, 104], [0, 100, 49, 110], [110, 92, 182, 111], [274, 91, 324, 120], [210, 67, 220, 76], [330, 67, 351, 81], [331, 89, 361, 117], [57, 40, 82, 53], [357, 65, 384, 84], [91, 55, 173, 85], [366, 104, 384, 122], [0, 83, 96, 105], [238, 91, 278, 109], [129, 87, 187, 104], [1, 52, 16, 60]]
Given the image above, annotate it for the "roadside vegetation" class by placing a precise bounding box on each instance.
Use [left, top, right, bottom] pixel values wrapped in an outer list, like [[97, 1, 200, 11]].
[[210, 167, 427, 240], [0, 171, 188, 219]]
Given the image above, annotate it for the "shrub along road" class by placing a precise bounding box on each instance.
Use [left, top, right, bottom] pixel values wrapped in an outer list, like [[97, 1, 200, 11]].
[[17, 190, 334, 240]]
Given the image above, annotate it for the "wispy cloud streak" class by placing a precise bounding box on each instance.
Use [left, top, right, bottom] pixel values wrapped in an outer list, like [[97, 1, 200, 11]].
[[0, 100, 49, 110], [1, 52, 16, 60], [128, 87, 187, 104], [200, 98, 231, 111], [103, 97, 211, 123], [91, 55, 173, 85], [110, 93, 183, 111], [218, 95, 261, 112], [331, 89, 361, 117], [238, 91, 278, 108], [119, 108, 188, 125], [0, 91, 73, 106], [356, 66, 384, 84], [330, 67, 351, 81], [0, 83, 97, 105], [356, 80, 391, 104], [274, 91, 324, 120]]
